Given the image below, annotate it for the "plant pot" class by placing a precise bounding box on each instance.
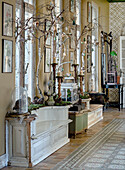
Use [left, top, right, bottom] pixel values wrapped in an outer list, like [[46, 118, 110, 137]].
[[81, 98, 91, 110]]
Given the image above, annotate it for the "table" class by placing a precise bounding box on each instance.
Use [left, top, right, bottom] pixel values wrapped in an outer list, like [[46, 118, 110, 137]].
[[102, 84, 123, 111]]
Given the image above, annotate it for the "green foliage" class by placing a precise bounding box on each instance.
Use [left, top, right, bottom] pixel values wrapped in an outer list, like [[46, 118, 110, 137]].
[[28, 103, 45, 111], [110, 51, 117, 57], [67, 89, 71, 98], [55, 101, 71, 106], [80, 92, 90, 99]]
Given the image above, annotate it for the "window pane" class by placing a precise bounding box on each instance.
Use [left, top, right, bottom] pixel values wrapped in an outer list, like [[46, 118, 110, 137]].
[[25, 11, 33, 100], [24, 0, 33, 5], [15, 1, 35, 101], [15, 7, 21, 99]]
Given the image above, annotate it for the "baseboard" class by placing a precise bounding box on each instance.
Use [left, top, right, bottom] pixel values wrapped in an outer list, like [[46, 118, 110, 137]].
[[0, 154, 7, 169]]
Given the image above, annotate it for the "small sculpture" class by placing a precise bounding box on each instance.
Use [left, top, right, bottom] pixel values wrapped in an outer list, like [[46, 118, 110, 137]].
[[33, 96, 44, 104], [46, 80, 55, 106]]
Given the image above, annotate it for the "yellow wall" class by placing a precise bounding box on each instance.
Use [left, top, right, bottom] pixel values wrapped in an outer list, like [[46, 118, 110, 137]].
[[81, 0, 109, 92], [0, 0, 15, 156]]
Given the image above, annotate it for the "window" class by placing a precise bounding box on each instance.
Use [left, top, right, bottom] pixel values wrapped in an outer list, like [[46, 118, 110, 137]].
[[92, 2, 98, 92], [76, 0, 81, 70], [15, 0, 36, 101]]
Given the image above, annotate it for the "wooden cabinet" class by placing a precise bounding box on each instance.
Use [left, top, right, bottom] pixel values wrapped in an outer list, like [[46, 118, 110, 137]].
[[69, 105, 103, 138], [69, 111, 88, 138]]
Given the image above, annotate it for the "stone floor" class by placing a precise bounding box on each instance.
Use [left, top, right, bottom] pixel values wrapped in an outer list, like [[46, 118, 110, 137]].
[[2, 107, 125, 170]]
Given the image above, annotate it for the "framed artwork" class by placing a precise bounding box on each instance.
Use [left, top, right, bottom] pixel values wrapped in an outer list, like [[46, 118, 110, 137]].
[[69, 51, 74, 72], [45, 20, 51, 46], [87, 55, 91, 73], [87, 2, 92, 23], [44, 47, 51, 73], [2, 2, 13, 37], [2, 39, 13, 73]]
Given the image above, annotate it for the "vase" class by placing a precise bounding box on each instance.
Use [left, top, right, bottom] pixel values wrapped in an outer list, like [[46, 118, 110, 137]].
[[117, 76, 120, 84]]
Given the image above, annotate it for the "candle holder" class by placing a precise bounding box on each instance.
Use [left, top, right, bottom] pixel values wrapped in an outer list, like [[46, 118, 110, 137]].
[[72, 64, 79, 83], [56, 73, 63, 99], [78, 73, 84, 96], [51, 62, 58, 93]]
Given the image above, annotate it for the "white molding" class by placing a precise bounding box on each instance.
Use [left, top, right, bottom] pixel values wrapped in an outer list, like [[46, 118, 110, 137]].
[[88, 117, 103, 129], [88, 107, 103, 128], [119, 36, 125, 108], [0, 121, 9, 169], [0, 154, 7, 169]]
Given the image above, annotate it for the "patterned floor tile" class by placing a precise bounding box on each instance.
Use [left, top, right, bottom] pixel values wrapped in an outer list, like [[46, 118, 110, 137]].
[[84, 162, 103, 168], [114, 155, 125, 159], [101, 146, 116, 150], [108, 164, 125, 169], [93, 154, 111, 158], [88, 158, 107, 163], [111, 159, 125, 164], [97, 150, 113, 154]]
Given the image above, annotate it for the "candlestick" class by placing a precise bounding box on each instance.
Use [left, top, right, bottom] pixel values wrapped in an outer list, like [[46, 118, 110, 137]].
[[51, 62, 58, 93], [72, 63, 79, 83], [80, 69, 83, 75], [53, 57, 56, 63], [56, 74, 63, 99], [78, 73, 84, 96], [74, 59, 77, 64], [57, 71, 62, 76]]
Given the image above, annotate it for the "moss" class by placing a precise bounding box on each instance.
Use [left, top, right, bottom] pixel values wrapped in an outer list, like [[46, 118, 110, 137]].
[[55, 101, 71, 106], [28, 103, 45, 111]]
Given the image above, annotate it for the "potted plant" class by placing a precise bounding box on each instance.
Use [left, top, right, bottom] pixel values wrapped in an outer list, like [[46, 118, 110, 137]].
[[80, 92, 91, 110]]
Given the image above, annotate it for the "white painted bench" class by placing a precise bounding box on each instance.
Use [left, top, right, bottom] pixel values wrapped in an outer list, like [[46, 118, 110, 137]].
[[6, 106, 72, 167]]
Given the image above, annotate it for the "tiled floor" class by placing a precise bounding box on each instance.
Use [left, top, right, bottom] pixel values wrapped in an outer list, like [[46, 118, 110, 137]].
[[2, 107, 125, 170]]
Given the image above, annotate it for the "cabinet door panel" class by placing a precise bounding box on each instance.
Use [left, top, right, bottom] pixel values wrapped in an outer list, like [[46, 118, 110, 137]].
[[13, 126, 26, 157]]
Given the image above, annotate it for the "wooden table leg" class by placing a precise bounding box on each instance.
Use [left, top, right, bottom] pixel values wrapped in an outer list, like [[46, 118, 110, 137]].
[[27, 122, 32, 168], [121, 85, 123, 109]]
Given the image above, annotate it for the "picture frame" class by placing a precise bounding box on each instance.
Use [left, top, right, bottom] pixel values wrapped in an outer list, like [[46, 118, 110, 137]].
[[87, 55, 91, 73], [44, 47, 51, 73], [45, 20, 51, 46], [69, 51, 74, 72], [2, 39, 13, 73], [87, 2, 92, 23], [2, 2, 13, 37]]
